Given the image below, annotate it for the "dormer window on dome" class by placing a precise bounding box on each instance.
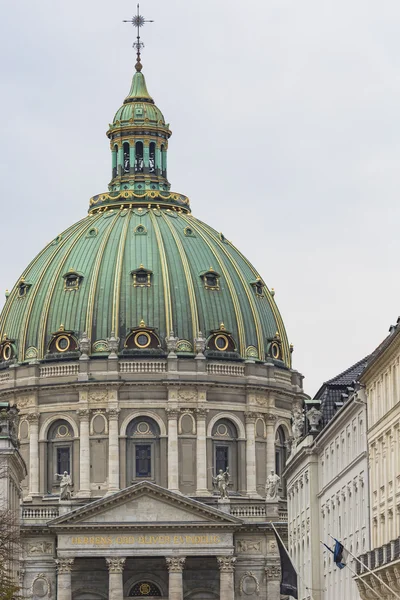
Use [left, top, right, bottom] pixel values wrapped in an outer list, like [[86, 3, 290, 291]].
[[63, 270, 83, 292], [18, 278, 32, 298], [0, 336, 16, 363], [250, 278, 265, 297], [207, 324, 236, 353], [125, 321, 161, 350], [48, 326, 79, 354], [131, 265, 152, 287], [200, 268, 220, 291], [267, 332, 283, 362]]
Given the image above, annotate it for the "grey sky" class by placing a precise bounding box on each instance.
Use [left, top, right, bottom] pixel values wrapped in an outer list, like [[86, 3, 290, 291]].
[[1, 0, 399, 395]]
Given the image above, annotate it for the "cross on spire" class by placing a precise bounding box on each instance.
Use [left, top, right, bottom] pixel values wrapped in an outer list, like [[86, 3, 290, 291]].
[[123, 3, 154, 72]]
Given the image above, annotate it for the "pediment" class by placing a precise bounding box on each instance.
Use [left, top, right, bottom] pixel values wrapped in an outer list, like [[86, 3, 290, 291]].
[[49, 482, 241, 528]]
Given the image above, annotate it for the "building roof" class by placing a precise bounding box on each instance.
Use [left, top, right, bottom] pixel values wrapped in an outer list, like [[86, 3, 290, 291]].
[[315, 355, 369, 424]]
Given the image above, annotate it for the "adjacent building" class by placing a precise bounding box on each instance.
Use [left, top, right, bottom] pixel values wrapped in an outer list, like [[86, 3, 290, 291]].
[[356, 323, 400, 599], [285, 358, 370, 600]]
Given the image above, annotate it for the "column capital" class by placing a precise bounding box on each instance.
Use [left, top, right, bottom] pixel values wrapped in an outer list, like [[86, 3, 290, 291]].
[[195, 407, 209, 418], [76, 408, 90, 421], [107, 407, 121, 420], [245, 411, 259, 424], [217, 556, 236, 572], [106, 557, 126, 573], [56, 558, 74, 573], [266, 413, 277, 422], [166, 557, 186, 572], [265, 564, 281, 579], [166, 407, 180, 420], [27, 412, 40, 424]]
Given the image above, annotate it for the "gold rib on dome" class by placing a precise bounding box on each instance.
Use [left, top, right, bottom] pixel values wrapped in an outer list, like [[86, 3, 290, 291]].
[[111, 209, 132, 336], [149, 210, 173, 335]]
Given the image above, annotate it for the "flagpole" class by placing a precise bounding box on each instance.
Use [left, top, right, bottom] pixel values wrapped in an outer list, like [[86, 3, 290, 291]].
[[320, 541, 383, 600], [270, 522, 318, 600], [328, 533, 400, 600]]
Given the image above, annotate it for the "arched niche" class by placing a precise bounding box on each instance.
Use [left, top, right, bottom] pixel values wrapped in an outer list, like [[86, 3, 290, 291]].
[[39, 413, 79, 442], [211, 418, 238, 492], [178, 411, 196, 435], [207, 412, 245, 440], [120, 411, 167, 437], [46, 419, 75, 495], [126, 416, 161, 485]]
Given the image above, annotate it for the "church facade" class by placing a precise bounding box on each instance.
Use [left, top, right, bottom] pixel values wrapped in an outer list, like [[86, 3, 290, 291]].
[[0, 22, 305, 600]]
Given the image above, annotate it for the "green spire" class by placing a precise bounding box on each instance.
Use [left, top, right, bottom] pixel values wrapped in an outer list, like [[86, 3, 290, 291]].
[[124, 69, 153, 104]]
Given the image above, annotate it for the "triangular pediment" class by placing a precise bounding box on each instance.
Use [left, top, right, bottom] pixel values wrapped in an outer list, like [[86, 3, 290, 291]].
[[49, 482, 241, 528]]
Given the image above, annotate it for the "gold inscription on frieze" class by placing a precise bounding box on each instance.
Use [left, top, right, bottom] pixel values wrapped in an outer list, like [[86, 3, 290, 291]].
[[70, 534, 221, 546]]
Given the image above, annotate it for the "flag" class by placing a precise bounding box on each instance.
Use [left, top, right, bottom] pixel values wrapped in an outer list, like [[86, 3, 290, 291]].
[[322, 539, 348, 570], [333, 539, 348, 569], [275, 532, 298, 599]]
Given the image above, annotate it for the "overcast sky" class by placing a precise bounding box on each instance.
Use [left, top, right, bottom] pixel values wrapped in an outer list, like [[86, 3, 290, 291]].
[[1, 0, 399, 395]]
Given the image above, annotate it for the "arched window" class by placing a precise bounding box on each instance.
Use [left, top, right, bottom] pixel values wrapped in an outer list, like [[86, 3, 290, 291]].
[[127, 417, 160, 484], [123, 142, 130, 173], [275, 426, 287, 496], [149, 142, 156, 174], [129, 582, 162, 597], [135, 142, 144, 173], [211, 419, 238, 491], [113, 144, 118, 178], [160, 144, 165, 176], [47, 420, 74, 494]]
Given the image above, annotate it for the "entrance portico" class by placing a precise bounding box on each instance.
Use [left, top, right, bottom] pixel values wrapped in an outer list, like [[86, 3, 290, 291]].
[[50, 482, 240, 600]]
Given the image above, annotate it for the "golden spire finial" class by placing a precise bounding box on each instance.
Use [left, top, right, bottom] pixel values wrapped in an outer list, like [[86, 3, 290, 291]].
[[139, 319, 146, 328]]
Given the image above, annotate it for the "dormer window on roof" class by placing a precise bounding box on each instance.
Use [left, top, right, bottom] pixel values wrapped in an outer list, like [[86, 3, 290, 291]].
[[18, 279, 32, 298], [131, 265, 152, 287], [63, 270, 83, 291], [200, 268, 220, 291]]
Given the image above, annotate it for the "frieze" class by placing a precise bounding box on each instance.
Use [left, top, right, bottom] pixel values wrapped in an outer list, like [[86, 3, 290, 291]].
[[62, 533, 228, 549], [88, 390, 108, 403], [27, 541, 53, 555], [178, 389, 197, 402], [236, 540, 261, 553]]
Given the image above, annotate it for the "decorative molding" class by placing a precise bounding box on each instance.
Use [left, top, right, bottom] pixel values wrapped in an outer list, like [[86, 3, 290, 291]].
[[178, 389, 197, 402], [265, 565, 281, 580], [88, 390, 108, 403], [236, 540, 261, 553], [31, 573, 51, 598], [165, 557, 186, 573], [217, 556, 236, 572], [56, 558, 74, 573], [106, 557, 126, 573], [239, 572, 260, 596], [27, 541, 53, 555]]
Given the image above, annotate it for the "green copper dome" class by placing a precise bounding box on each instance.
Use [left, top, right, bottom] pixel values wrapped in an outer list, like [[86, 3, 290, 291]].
[[0, 68, 291, 367]]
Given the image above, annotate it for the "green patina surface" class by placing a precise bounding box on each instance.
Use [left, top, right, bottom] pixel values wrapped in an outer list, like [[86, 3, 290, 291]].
[[0, 67, 291, 366]]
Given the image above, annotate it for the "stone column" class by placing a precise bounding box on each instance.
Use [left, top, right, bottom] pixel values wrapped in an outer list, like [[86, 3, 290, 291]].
[[106, 558, 126, 600], [195, 407, 209, 495], [56, 558, 74, 600], [107, 408, 120, 494], [27, 412, 40, 497], [76, 409, 90, 497], [166, 408, 180, 492], [217, 556, 236, 600], [166, 557, 185, 600], [245, 412, 258, 496], [266, 413, 277, 478]]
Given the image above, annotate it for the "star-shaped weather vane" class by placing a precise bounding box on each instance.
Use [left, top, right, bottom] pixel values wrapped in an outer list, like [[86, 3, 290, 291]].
[[123, 3, 154, 72]]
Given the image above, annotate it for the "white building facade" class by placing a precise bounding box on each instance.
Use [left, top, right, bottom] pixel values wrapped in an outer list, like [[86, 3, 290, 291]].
[[285, 361, 370, 600]]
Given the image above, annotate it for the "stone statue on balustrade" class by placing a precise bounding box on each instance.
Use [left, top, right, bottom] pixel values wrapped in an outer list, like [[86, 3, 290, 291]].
[[213, 468, 230, 499], [55, 471, 72, 501], [265, 469, 281, 500]]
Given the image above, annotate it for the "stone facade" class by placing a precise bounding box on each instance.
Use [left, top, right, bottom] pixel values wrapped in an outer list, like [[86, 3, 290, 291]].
[[0, 353, 305, 600], [285, 389, 370, 600]]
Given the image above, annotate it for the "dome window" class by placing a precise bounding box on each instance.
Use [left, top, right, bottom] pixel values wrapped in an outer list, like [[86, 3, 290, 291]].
[[125, 321, 161, 351], [184, 227, 196, 238], [131, 265, 152, 287], [200, 268, 220, 291], [134, 224, 147, 236], [267, 332, 283, 362], [86, 227, 98, 238], [250, 278, 265, 297], [0, 337, 15, 363], [63, 270, 83, 292], [207, 324, 236, 353], [48, 325, 79, 355], [17, 278, 32, 298]]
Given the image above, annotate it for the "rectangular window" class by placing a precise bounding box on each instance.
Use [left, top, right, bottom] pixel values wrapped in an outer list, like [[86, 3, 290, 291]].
[[215, 445, 229, 474], [57, 447, 70, 474], [135, 444, 152, 477]]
